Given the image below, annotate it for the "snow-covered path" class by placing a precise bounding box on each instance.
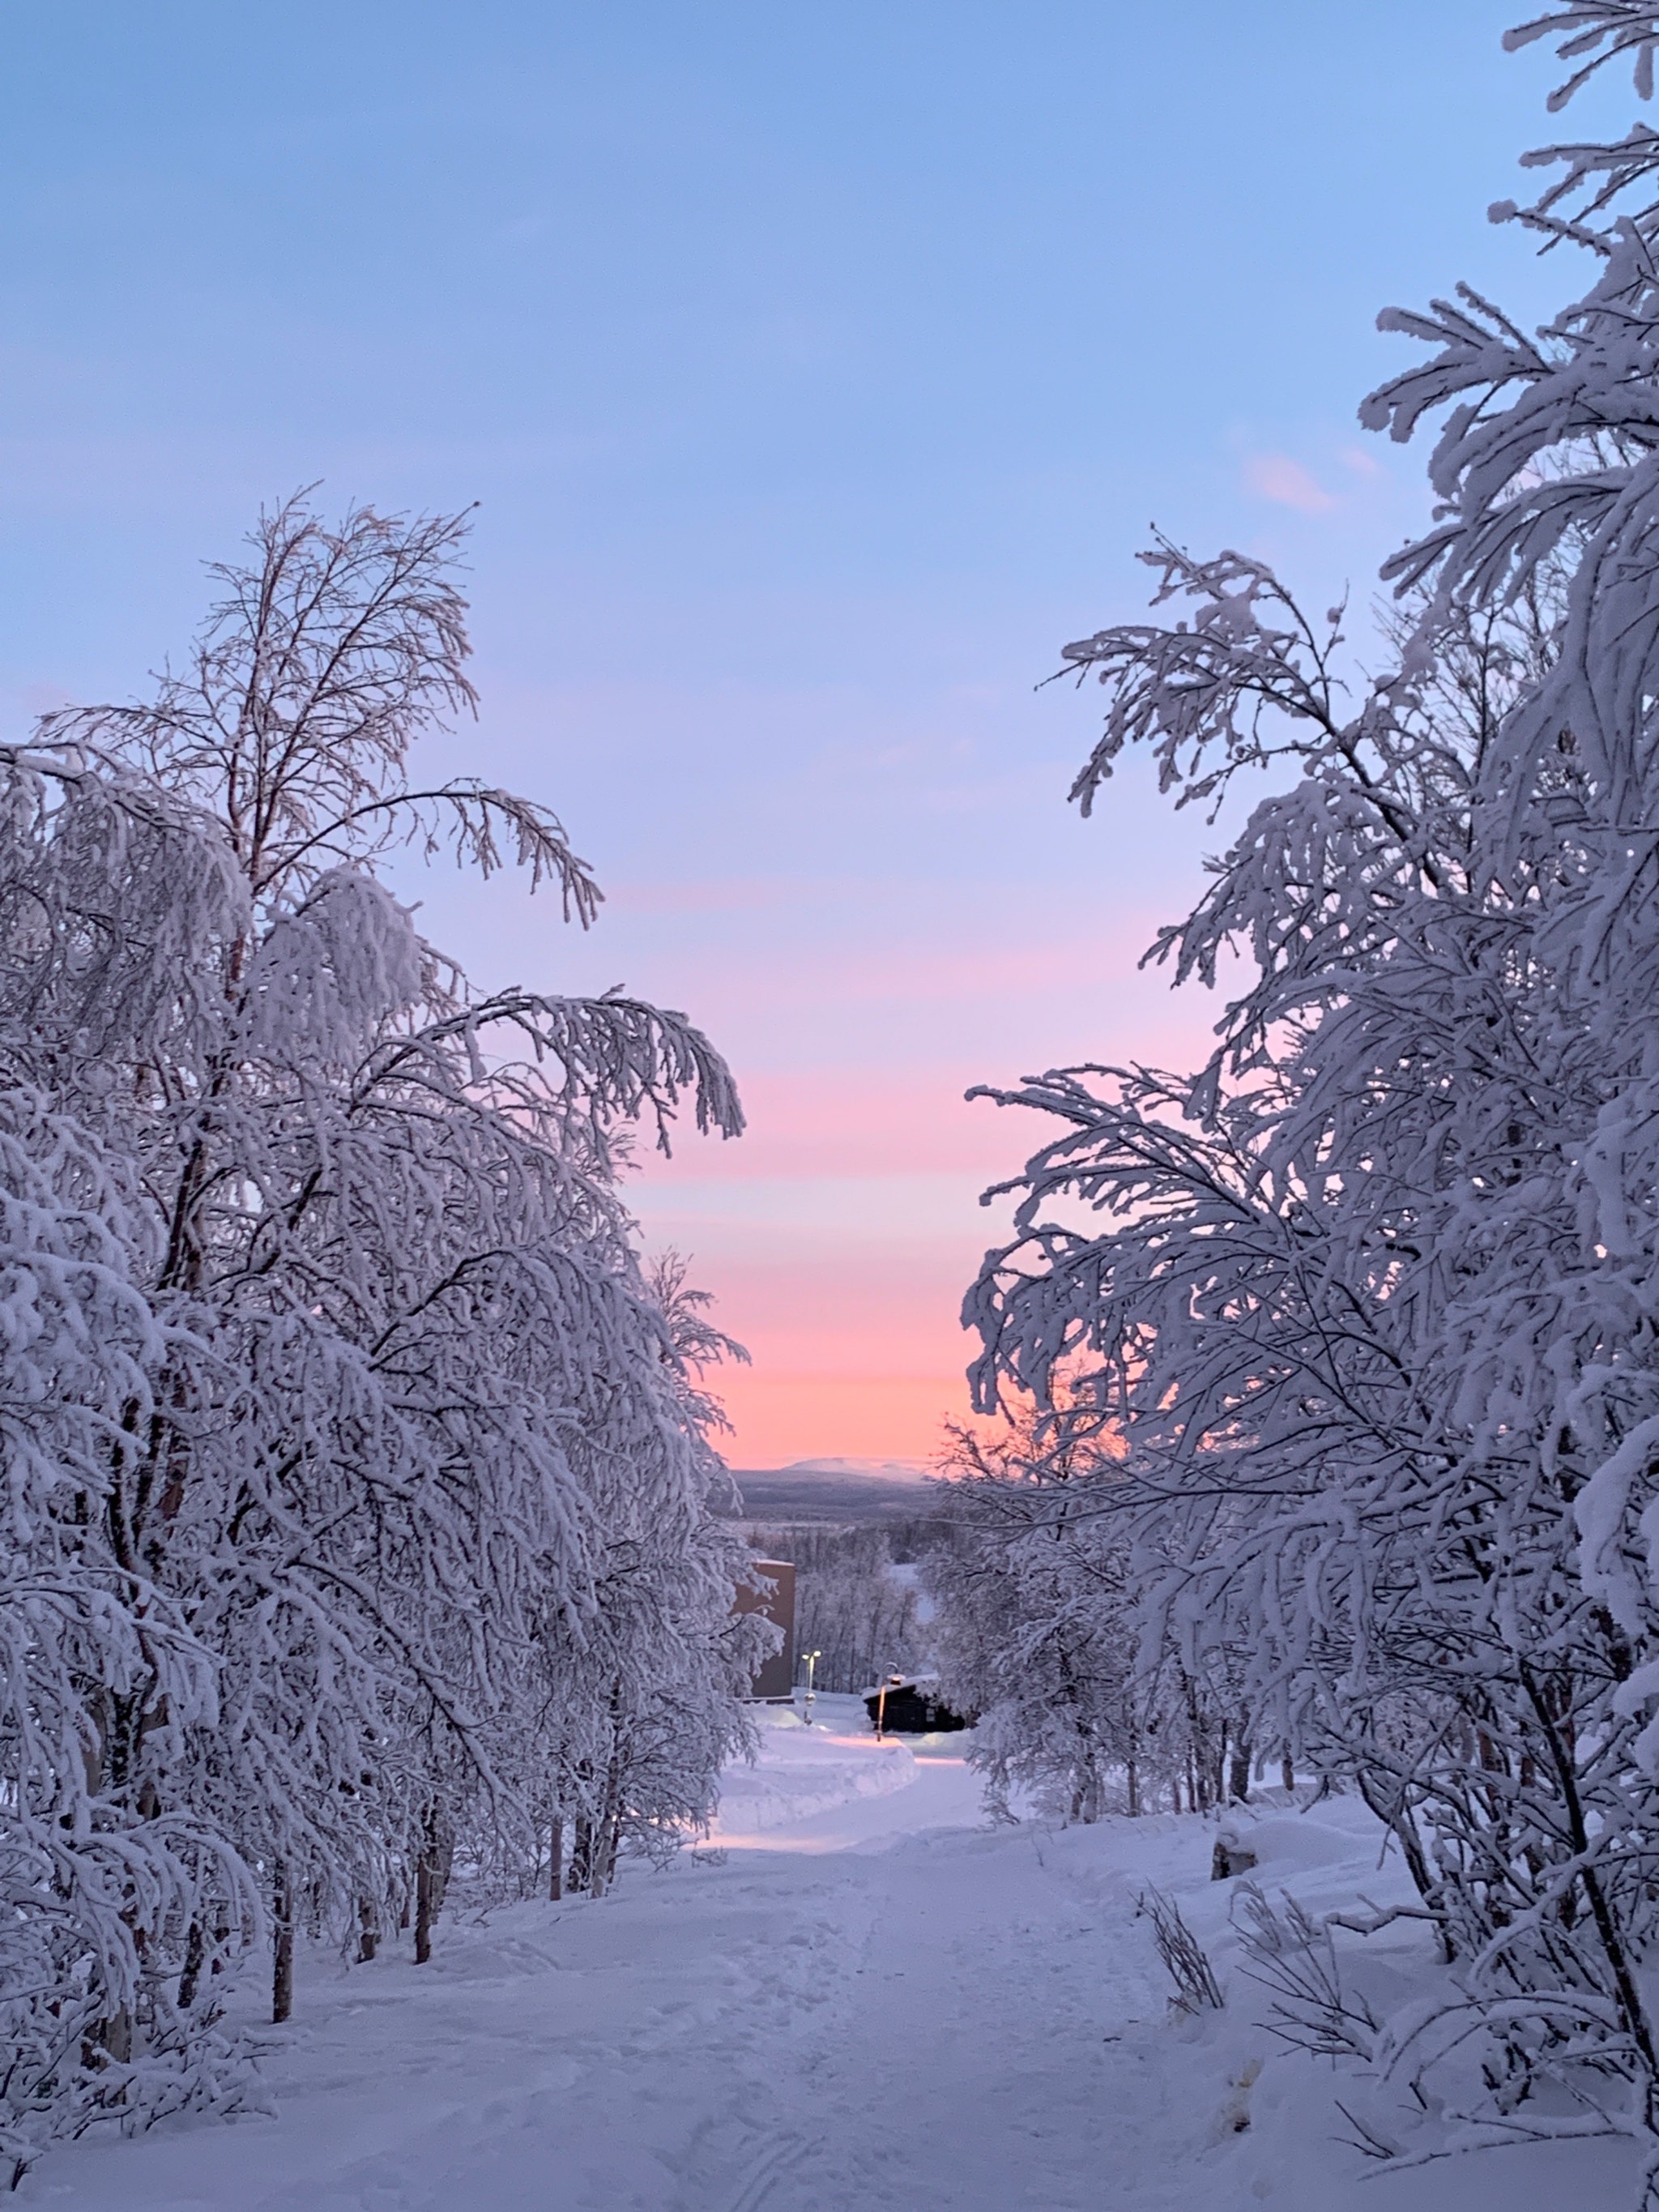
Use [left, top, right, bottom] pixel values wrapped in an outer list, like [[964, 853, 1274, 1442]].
[[26, 1706, 1640, 2212], [682, 1778, 1166, 2212]]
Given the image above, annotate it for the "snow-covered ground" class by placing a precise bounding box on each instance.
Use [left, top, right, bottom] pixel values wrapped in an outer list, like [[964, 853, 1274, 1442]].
[[25, 1702, 1638, 2210]]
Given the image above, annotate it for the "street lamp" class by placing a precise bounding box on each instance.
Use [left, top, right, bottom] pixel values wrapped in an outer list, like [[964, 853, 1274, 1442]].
[[801, 1649, 821, 1725], [874, 1672, 904, 1741]]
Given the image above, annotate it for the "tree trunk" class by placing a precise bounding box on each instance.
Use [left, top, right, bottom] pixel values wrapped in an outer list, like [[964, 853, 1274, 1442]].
[[96, 2007, 132, 2065], [1281, 1750, 1295, 1793], [415, 1853, 437, 1966], [569, 1817, 593, 1893], [356, 1897, 378, 1963], [272, 1864, 294, 2025], [590, 1813, 622, 1899], [549, 1814, 565, 1902], [1126, 1756, 1141, 1818], [177, 1919, 205, 2010], [413, 1803, 448, 1962], [589, 1681, 627, 1898], [1228, 1733, 1252, 1804]]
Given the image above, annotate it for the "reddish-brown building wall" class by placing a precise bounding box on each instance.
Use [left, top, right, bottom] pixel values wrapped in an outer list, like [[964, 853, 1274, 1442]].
[[732, 1559, 795, 1700]]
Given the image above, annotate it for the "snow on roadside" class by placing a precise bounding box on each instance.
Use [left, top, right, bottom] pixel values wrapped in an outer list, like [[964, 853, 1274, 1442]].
[[1057, 1791, 1644, 2211], [19, 1718, 1646, 2212]]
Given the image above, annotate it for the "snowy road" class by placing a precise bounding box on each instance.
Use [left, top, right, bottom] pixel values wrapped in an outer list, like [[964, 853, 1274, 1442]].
[[28, 1706, 1639, 2212]]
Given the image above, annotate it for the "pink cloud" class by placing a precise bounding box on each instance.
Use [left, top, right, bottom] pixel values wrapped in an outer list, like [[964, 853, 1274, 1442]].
[[1243, 453, 1337, 515]]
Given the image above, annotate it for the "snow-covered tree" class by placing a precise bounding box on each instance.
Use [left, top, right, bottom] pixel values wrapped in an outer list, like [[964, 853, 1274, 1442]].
[[926, 1411, 1143, 1821], [750, 1523, 923, 1697], [926, 1403, 1266, 1821], [0, 496, 753, 2172], [962, 10, 1659, 2184]]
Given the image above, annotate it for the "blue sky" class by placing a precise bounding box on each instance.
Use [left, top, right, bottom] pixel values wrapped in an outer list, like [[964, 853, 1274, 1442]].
[[0, 0, 1614, 1458]]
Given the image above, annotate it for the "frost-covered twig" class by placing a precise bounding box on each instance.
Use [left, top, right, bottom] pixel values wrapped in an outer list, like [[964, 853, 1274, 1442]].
[[1139, 1887, 1223, 2013], [1232, 1886, 1379, 2063]]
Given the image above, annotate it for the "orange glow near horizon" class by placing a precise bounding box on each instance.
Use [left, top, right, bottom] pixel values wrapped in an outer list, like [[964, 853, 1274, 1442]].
[[622, 946, 1226, 1470], [632, 1067, 1004, 1467], [712, 1367, 970, 1470]]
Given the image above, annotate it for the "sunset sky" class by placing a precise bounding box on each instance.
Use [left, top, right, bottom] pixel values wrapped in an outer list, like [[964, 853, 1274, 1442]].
[[0, 1, 1601, 1464]]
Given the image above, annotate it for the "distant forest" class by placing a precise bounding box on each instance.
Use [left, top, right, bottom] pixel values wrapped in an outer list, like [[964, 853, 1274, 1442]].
[[744, 1521, 940, 1695]]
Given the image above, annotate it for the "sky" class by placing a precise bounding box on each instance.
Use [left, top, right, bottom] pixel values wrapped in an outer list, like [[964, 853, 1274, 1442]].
[[0, 1, 1623, 1466]]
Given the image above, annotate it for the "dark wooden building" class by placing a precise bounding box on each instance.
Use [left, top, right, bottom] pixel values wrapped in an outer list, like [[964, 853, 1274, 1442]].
[[864, 1676, 971, 1735]]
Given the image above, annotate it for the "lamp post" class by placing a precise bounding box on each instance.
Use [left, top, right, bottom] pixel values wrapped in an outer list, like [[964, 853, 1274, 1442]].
[[874, 1672, 904, 1741], [802, 1649, 821, 1725]]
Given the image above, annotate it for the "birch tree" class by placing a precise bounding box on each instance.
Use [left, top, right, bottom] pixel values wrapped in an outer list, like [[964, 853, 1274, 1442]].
[[0, 496, 753, 2174], [962, 10, 1659, 2187]]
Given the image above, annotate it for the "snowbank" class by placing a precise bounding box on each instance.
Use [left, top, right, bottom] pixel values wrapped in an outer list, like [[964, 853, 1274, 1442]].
[[712, 1707, 919, 1838]]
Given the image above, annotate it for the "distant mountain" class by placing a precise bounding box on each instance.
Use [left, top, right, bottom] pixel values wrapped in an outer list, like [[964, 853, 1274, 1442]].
[[775, 1457, 932, 1485], [724, 1456, 939, 1526]]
